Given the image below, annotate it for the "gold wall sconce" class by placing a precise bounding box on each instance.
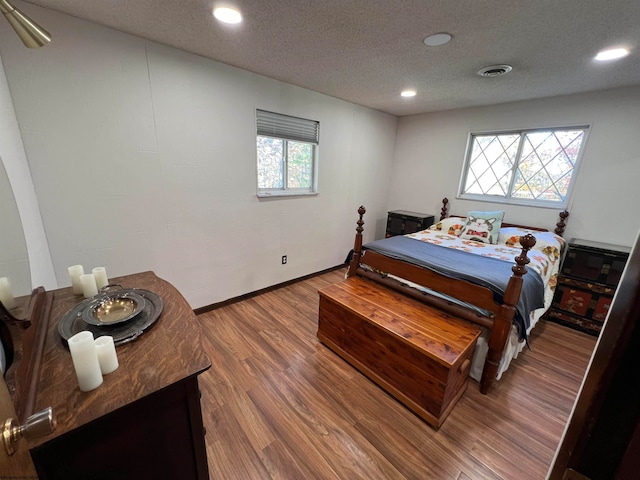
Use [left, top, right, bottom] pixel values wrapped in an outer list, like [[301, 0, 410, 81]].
[[0, 0, 50, 48]]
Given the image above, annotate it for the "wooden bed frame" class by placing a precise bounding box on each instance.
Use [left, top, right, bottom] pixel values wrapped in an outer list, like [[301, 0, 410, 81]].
[[345, 198, 569, 394]]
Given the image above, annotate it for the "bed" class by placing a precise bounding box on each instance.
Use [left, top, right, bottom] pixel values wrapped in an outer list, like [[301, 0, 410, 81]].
[[345, 198, 569, 394]]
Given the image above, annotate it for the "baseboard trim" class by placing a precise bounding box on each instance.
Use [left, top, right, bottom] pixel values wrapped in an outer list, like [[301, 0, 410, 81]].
[[193, 265, 345, 315]]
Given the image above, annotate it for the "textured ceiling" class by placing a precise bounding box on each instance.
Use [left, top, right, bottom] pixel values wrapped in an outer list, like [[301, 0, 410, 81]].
[[21, 0, 640, 116]]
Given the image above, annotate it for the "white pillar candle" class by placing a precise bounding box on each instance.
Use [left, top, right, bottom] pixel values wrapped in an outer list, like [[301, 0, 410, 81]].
[[68, 331, 103, 391], [0, 277, 15, 310], [92, 267, 109, 290], [80, 273, 98, 298], [94, 336, 119, 374], [68, 265, 85, 295]]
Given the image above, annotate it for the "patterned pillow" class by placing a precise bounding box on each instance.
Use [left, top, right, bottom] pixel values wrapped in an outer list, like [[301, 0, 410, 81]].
[[498, 227, 566, 263], [429, 216, 466, 236], [459, 210, 504, 244]]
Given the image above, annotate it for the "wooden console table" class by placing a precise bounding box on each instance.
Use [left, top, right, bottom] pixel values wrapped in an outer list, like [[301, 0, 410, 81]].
[[4, 271, 211, 479]]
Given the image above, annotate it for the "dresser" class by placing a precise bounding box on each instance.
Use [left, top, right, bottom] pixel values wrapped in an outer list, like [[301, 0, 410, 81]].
[[3, 271, 211, 479], [546, 239, 631, 335], [386, 210, 435, 237]]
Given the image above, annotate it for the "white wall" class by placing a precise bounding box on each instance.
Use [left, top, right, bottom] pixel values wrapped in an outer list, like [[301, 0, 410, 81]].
[[390, 86, 640, 247], [0, 55, 56, 294], [0, 5, 396, 307]]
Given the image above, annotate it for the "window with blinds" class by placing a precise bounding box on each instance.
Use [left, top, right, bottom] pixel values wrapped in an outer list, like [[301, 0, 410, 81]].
[[256, 109, 319, 197]]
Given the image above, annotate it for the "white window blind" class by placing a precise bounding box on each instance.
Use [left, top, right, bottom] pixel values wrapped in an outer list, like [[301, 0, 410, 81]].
[[256, 109, 319, 144]]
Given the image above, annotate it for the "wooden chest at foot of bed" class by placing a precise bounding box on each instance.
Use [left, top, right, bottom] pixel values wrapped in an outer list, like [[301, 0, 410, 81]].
[[317, 277, 481, 429]]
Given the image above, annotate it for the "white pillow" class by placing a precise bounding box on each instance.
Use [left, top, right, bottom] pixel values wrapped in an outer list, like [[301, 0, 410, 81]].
[[429, 216, 467, 236], [498, 226, 565, 262]]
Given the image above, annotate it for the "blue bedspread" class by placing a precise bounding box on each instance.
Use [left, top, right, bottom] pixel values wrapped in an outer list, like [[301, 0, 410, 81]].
[[362, 235, 544, 338]]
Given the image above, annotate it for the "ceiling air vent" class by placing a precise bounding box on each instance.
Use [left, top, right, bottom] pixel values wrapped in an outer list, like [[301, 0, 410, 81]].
[[477, 64, 513, 77]]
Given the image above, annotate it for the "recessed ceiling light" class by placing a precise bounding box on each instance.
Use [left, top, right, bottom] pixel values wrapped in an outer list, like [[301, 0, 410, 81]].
[[423, 33, 452, 47], [401, 90, 417, 97], [477, 64, 513, 77], [213, 6, 243, 24], [595, 48, 629, 61]]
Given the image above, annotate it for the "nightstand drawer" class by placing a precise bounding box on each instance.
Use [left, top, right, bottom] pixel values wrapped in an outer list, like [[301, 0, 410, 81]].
[[545, 310, 603, 336], [558, 276, 616, 295], [562, 242, 630, 287], [556, 286, 593, 317]]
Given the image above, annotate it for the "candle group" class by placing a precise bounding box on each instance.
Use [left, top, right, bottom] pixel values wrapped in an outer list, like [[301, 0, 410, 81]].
[[68, 332, 120, 391], [0, 277, 15, 310], [68, 265, 109, 297]]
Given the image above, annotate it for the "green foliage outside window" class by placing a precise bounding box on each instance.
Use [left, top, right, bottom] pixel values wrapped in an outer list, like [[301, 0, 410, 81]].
[[461, 128, 587, 206], [257, 136, 315, 192]]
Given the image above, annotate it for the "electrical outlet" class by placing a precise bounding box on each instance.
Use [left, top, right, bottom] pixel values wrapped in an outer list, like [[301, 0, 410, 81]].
[[281, 255, 287, 265]]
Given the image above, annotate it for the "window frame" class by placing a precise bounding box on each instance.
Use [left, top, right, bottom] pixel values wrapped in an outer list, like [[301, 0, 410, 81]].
[[457, 125, 589, 209], [256, 109, 319, 198]]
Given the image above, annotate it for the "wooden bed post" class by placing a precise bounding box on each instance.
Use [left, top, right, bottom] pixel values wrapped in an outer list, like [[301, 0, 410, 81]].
[[555, 210, 569, 236], [440, 198, 449, 221], [480, 233, 536, 394], [346, 206, 366, 277]]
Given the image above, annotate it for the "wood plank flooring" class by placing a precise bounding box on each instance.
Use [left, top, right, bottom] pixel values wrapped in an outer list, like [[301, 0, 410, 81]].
[[196, 268, 596, 479]]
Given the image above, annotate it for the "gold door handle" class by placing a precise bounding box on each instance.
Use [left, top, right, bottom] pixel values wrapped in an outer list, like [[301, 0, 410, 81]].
[[2, 406, 56, 455]]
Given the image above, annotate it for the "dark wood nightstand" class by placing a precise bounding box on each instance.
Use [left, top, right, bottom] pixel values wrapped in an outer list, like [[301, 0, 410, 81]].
[[386, 210, 435, 237], [545, 238, 631, 336]]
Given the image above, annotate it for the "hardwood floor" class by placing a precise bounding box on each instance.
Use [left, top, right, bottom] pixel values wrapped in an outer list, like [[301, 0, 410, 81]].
[[196, 268, 596, 479]]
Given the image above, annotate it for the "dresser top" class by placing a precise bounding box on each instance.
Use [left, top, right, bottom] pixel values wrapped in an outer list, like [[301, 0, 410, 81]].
[[570, 238, 632, 255]]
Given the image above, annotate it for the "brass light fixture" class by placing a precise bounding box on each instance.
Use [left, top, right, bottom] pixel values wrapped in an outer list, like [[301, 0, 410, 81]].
[[0, 0, 50, 48]]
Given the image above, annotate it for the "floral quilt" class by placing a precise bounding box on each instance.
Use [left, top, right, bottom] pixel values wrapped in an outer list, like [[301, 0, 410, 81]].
[[406, 227, 565, 319]]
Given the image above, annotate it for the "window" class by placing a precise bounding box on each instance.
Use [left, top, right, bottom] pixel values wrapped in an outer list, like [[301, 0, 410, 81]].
[[459, 127, 588, 207], [256, 109, 319, 197]]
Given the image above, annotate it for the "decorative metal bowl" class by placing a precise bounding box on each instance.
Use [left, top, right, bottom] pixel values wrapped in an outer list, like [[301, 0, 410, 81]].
[[59, 288, 163, 345], [82, 291, 145, 326]]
